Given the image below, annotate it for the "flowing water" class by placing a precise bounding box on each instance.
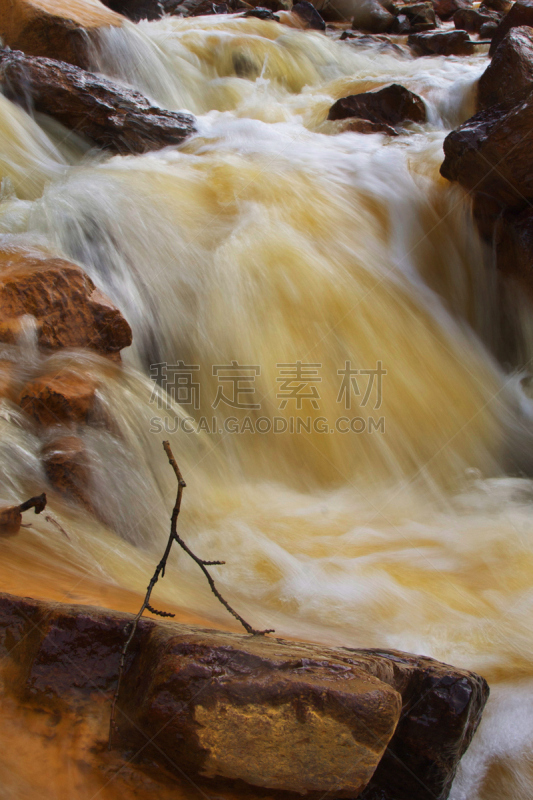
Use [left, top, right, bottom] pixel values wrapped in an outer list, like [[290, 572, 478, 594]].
[[1, 13, 533, 800]]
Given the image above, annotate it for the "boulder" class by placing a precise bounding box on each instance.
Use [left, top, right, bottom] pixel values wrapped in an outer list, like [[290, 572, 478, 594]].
[[441, 93, 533, 210], [454, 6, 499, 31], [409, 29, 475, 54], [482, 0, 512, 12], [0, 250, 132, 356], [432, 0, 472, 22], [19, 372, 98, 427], [42, 435, 92, 509], [490, 0, 533, 53], [0, 50, 196, 156], [478, 27, 533, 110], [100, 0, 164, 21], [328, 84, 427, 128], [0, 0, 123, 70], [351, 0, 397, 32], [398, 1, 436, 29], [480, 19, 499, 36], [244, 5, 280, 17], [292, 0, 326, 28], [0, 591, 489, 800]]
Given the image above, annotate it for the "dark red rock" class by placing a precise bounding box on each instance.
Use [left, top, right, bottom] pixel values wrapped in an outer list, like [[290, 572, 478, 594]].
[[441, 93, 533, 210], [495, 206, 533, 283], [490, 0, 533, 53], [454, 6, 499, 31], [478, 27, 533, 110], [408, 29, 475, 54], [0, 49, 196, 156], [483, 0, 512, 11], [328, 83, 427, 127], [433, 0, 472, 22], [100, 0, 165, 21], [292, 0, 326, 29]]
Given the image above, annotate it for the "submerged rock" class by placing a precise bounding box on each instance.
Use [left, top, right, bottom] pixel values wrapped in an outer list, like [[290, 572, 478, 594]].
[[336, 116, 400, 135], [0, 50, 196, 156], [328, 84, 427, 128], [0, 250, 132, 356], [478, 27, 533, 110], [408, 29, 475, 55], [42, 436, 93, 510], [0, 592, 488, 799], [0, 0, 123, 69]]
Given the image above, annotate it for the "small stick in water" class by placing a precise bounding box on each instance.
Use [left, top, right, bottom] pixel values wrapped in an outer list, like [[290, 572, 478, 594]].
[[108, 441, 273, 747], [0, 493, 47, 536]]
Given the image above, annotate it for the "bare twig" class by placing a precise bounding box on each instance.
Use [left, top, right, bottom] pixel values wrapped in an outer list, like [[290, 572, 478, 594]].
[[18, 493, 47, 514], [45, 514, 72, 541], [109, 441, 273, 746]]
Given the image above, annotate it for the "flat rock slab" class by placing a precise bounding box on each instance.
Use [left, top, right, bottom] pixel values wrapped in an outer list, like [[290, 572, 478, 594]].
[[0, 0, 123, 69], [0, 49, 196, 156], [0, 592, 488, 799]]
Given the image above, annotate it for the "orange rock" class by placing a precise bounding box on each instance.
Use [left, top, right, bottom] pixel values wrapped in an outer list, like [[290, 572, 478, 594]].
[[0, 250, 132, 356], [0, 506, 22, 536], [42, 435, 92, 510], [0, 0, 124, 69], [19, 372, 98, 426], [0, 360, 16, 401]]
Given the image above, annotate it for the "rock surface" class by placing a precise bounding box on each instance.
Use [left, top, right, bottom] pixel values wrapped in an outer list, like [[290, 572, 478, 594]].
[[351, 0, 397, 32], [0, 249, 132, 355], [100, 0, 164, 21], [328, 84, 427, 127], [0, 0, 123, 69], [408, 29, 475, 55], [399, 1, 436, 29], [19, 372, 98, 427], [0, 591, 489, 800], [441, 92, 533, 210], [41, 435, 93, 509], [454, 6, 499, 31], [490, 0, 533, 53], [433, 0, 472, 22], [292, 0, 326, 29], [478, 26, 533, 109], [0, 50, 196, 156]]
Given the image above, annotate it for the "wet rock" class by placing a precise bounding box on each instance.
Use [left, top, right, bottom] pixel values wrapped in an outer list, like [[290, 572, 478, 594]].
[[482, 0, 512, 12], [0, 592, 488, 800], [100, 0, 165, 21], [0, 50, 196, 156], [352, 0, 397, 32], [244, 5, 280, 18], [472, 192, 505, 240], [495, 206, 533, 284], [42, 436, 92, 510], [398, 1, 436, 29], [188, 0, 229, 13], [19, 372, 98, 427], [454, 6, 499, 31], [328, 84, 427, 128], [292, 0, 326, 29], [490, 0, 533, 53], [478, 27, 533, 110], [0, 0, 123, 70], [480, 19, 499, 36], [441, 93, 533, 210], [432, 0, 472, 22], [336, 116, 400, 135], [408, 29, 475, 54], [0, 250, 132, 356]]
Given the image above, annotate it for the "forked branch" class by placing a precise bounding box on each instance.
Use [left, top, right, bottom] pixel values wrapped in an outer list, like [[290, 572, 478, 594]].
[[109, 440, 273, 746]]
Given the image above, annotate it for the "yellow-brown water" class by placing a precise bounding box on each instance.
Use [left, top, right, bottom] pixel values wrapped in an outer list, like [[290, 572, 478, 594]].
[[1, 13, 533, 800]]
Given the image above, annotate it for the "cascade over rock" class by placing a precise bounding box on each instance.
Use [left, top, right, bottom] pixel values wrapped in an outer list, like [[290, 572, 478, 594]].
[[0, 0, 123, 69], [0, 50, 197, 156]]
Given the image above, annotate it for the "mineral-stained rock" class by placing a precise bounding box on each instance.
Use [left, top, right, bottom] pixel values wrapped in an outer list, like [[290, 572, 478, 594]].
[[478, 27, 533, 110], [454, 6, 499, 31], [440, 93, 533, 210], [19, 372, 98, 427], [0, 250, 132, 355], [0, 50, 196, 156], [409, 29, 475, 55], [328, 84, 427, 128], [0, 591, 488, 800], [433, 0, 472, 22], [490, 0, 533, 53], [0, 0, 123, 70], [42, 435, 92, 509], [292, 0, 326, 29]]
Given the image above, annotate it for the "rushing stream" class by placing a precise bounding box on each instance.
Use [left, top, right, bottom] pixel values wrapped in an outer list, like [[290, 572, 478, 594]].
[[1, 13, 533, 800]]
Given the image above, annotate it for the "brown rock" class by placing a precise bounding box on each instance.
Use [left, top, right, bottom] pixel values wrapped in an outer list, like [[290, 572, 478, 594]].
[[480, 19, 499, 36], [409, 29, 475, 54], [432, 0, 472, 22], [352, 0, 397, 32], [292, 0, 326, 29], [0, 250, 132, 355], [328, 83, 427, 127], [440, 93, 533, 210], [0, 0, 123, 70], [42, 435, 92, 509], [397, 1, 436, 29], [478, 27, 533, 110], [0, 50, 196, 156], [472, 192, 505, 239], [100, 0, 164, 21], [337, 117, 400, 134], [19, 372, 98, 427], [495, 206, 533, 283], [482, 0, 512, 12], [490, 0, 533, 53], [0, 591, 488, 800], [454, 6, 499, 31], [0, 360, 16, 401], [0, 494, 47, 537]]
